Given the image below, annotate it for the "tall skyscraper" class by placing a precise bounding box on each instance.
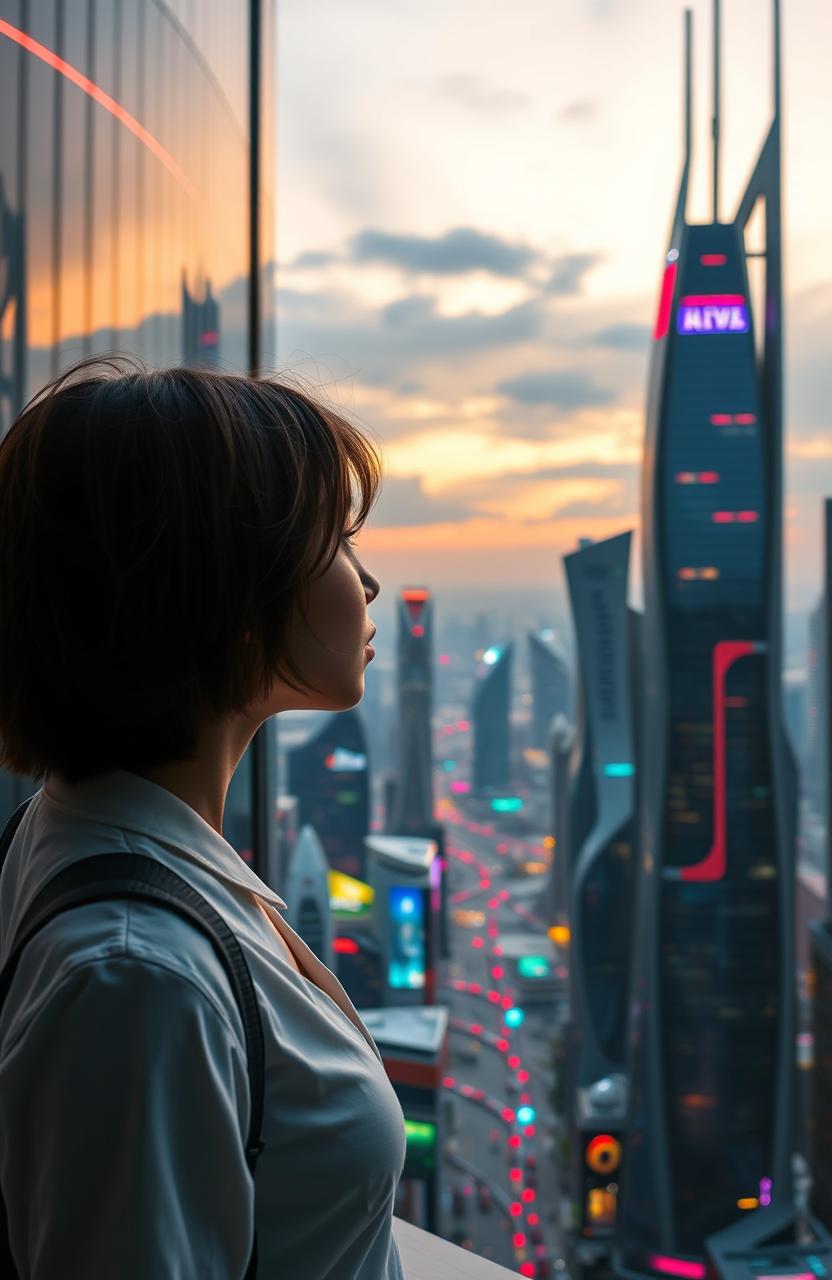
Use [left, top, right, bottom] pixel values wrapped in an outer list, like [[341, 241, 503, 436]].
[[284, 824, 333, 968], [287, 710, 370, 879], [807, 599, 827, 822], [390, 588, 435, 834], [471, 643, 513, 796], [563, 533, 637, 1260], [546, 713, 575, 934], [528, 630, 572, 751], [810, 498, 832, 1229], [618, 3, 797, 1271]]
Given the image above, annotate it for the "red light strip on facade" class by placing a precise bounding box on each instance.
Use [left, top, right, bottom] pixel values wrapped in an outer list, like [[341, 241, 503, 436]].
[[680, 640, 756, 882], [710, 412, 757, 426], [712, 511, 760, 523], [332, 936, 360, 954], [0, 19, 199, 201], [681, 294, 745, 306], [700, 253, 727, 266], [653, 261, 678, 340], [675, 472, 720, 485], [402, 588, 430, 602], [648, 1257, 707, 1280]]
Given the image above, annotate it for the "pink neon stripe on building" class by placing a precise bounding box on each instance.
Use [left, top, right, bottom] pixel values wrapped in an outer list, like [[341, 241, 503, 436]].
[[647, 1255, 707, 1280], [681, 641, 755, 882], [681, 294, 746, 305], [653, 262, 678, 340]]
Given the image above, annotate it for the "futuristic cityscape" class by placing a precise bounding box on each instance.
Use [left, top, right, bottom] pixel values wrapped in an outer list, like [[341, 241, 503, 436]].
[[1, 0, 832, 1277]]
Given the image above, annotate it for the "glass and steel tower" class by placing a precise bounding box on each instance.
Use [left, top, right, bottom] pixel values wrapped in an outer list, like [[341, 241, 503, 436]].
[[563, 533, 637, 1258], [471, 643, 513, 796], [287, 710, 371, 880], [390, 588, 435, 835], [617, 2, 797, 1271], [528, 630, 571, 751], [0, 2, 278, 880], [810, 498, 832, 1230]]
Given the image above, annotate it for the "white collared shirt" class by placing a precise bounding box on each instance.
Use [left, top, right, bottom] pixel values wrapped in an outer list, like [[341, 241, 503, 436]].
[[0, 769, 406, 1279]]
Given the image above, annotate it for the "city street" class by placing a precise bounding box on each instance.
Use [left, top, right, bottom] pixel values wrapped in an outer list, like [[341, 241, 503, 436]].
[[436, 789, 566, 1279]]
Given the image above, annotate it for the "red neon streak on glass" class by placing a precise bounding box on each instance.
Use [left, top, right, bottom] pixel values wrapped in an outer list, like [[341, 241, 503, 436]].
[[698, 472, 719, 483], [332, 936, 359, 954], [681, 640, 755, 882], [0, 20, 199, 202], [681, 294, 745, 305], [653, 261, 678, 340], [735, 412, 757, 425], [700, 253, 727, 265], [648, 1256, 707, 1280], [712, 511, 736, 523], [710, 413, 733, 425]]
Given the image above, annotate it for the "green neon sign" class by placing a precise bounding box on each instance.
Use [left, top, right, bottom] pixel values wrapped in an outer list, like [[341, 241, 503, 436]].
[[491, 797, 524, 813], [518, 955, 552, 979], [404, 1119, 437, 1149]]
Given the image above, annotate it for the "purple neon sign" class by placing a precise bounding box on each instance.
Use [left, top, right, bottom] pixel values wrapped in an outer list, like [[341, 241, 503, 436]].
[[677, 293, 749, 335]]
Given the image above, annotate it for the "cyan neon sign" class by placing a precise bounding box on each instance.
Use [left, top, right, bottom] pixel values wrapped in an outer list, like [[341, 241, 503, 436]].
[[677, 293, 749, 335]]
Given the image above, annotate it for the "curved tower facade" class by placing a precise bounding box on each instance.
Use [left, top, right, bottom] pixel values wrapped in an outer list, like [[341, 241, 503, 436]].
[[471, 643, 513, 796], [287, 709, 370, 880], [564, 533, 637, 1254], [618, 4, 796, 1272], [529, 630, 572, 751], [391, 587, 435, 834]]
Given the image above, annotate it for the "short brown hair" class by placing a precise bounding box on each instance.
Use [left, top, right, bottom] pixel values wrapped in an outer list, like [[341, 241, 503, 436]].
[[0, 355, 382, 784]]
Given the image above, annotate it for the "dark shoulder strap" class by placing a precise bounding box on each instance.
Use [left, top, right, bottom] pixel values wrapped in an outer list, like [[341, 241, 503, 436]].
[[0, 797, 262, 1279]]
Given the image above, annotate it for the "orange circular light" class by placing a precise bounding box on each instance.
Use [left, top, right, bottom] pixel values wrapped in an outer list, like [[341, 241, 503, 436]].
[[586, 1133, 621, 1175]]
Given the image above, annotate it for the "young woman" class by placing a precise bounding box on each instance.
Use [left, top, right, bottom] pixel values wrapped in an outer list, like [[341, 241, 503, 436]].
[[0, 357, 406, 1278]]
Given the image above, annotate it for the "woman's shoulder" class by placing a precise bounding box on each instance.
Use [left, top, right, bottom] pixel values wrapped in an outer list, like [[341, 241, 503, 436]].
[[0, 895, 247, 1063]]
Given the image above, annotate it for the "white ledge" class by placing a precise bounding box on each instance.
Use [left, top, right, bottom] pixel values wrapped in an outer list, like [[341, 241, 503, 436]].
[[393, 1216, 519, 1278]]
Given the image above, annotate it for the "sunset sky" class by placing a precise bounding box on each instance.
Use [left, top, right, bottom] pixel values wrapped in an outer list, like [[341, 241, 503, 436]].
[[276, 0, 832, 611]]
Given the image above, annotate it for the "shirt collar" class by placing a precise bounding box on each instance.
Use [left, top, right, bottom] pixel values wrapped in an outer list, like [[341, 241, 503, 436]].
[[43, 768, 287, 910]]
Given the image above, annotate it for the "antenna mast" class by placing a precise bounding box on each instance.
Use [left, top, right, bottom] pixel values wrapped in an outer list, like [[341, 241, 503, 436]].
[[684, 8, 693, 169], [712, 0, 721, 222]]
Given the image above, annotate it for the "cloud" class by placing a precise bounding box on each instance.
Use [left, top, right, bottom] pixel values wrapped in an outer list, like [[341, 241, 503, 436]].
[[435, 74, 529, 114], [369, 474, 479, 527], [587, 322, 650, 350], [382, 295, 437, 328], [349, 226, 538, 278], [289, 250, 339, 270], [496, 369, 615, 410], [544, 253, 600, 294], [278, 288, 545, 389], [556, 98, 599, 124]]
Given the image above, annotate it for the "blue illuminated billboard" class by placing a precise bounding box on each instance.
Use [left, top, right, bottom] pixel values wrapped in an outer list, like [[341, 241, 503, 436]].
[[388, 886, 426, 990]]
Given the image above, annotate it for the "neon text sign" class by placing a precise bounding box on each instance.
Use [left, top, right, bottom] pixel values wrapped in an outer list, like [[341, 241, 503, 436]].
[[676, 294, 749, 335]]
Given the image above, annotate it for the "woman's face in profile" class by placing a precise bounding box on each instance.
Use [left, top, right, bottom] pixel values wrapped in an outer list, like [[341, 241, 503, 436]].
[[261, 536, 380, 718]]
